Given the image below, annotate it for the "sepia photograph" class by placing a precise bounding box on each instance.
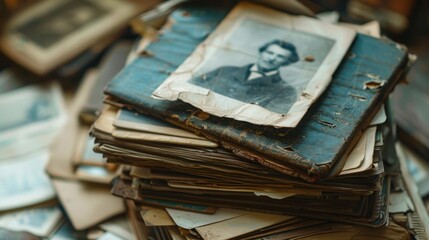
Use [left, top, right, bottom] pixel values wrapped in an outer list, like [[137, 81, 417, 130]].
[[0, 0, 151, 75], [15, 0, 108, 49], [153, 2, 356, 127], [188, 23, 333, 115]]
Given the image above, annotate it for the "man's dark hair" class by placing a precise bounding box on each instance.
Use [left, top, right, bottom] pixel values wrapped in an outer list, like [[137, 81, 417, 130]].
[[259, 40, 299, 65]]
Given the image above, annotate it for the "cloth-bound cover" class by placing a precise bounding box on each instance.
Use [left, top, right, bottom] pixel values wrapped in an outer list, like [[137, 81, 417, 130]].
[[105, 6, 409, 182]]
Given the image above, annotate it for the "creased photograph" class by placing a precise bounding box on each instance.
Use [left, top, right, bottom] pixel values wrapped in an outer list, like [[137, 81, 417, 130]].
[[153, 2, 356, 127]]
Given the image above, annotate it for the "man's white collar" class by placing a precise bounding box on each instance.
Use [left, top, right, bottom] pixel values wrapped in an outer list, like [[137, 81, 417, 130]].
[[248, 64, 278, 80]]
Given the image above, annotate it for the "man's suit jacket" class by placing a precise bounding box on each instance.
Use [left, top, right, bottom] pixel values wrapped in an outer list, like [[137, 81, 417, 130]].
[[190, 64, 297, 113]]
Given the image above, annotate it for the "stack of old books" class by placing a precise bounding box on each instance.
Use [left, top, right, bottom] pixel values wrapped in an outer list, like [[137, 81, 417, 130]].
[[91, 2, 428, 239]]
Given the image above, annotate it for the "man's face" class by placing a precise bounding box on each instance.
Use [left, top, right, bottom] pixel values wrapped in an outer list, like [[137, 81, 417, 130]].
[[256, 44, 292, 73]]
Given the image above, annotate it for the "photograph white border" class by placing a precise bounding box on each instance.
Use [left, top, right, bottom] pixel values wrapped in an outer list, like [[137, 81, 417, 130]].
[[153, 2, 356, 128]]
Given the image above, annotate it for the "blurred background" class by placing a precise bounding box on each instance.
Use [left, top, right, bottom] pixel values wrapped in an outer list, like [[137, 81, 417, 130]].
[[0, 0, 428, 239]]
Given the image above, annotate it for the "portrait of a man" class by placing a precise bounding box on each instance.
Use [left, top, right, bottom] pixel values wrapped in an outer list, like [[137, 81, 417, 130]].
[[153, 5, 353, 127], [190, 40, 299, 113]]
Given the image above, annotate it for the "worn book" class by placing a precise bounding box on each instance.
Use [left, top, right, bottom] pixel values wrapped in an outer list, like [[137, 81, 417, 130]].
[[104, 5, 409, 183], [92, 99, 388, 226], [112, 167, 421, 240], [93, 106, 384, 197], [100, 106, 428, 238]]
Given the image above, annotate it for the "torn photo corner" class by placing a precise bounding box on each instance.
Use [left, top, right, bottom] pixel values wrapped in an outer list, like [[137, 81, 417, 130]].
[[152, 2, 356, 128]]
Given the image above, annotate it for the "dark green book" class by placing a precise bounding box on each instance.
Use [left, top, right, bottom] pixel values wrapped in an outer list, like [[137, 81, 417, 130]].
[[105, 6, 409, 182]]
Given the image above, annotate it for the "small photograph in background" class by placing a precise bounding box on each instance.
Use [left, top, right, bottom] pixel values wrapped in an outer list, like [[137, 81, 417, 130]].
[[0, 0, 147, 75]]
